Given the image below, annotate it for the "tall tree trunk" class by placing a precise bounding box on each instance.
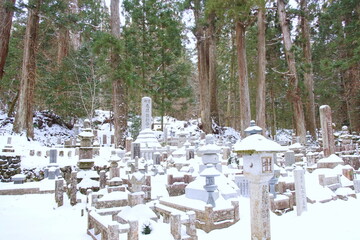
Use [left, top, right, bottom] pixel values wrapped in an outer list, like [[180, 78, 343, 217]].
[[277, 0, 306, 144], [69, 0, 80, 50], [0, 0, 16, 80], [255, 7, 266, 135], [57, 26, 70, 65], [236, 21, 251, 137], [208, 11, 219, 127], [13, 0, 41, 139], [110, 0, 127, 148], [300, 0, 316, 139], [193, 0, 211, 133]]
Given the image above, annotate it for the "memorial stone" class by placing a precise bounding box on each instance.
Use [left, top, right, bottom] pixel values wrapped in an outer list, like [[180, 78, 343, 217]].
[[141, 97, 152, 130], [294, 167, 307, 216], [132, 143, 141, 160], [319, 105, 335, 157], [50, 149, 57, 163], [284, 150, 295, 166]]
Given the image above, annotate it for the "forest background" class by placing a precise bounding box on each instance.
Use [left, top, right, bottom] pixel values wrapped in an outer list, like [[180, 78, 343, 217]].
[[0, 0, 359, 148]]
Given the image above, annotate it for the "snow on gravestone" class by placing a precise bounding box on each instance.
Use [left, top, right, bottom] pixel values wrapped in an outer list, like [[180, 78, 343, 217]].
[[141, 97, 152, 130], [294, 167, 307, 216]]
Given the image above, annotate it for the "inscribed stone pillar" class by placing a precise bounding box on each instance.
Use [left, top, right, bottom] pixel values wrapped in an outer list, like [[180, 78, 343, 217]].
[[70, 171, 77, 206], [319, 105, 335, 157], [55, 178, 64, 207], [131, 143, 141, 160], [99, 170, 106, 189], [294, 167, 307, 216], [141, 97, 152, 130], [249, 181, 271, 240]]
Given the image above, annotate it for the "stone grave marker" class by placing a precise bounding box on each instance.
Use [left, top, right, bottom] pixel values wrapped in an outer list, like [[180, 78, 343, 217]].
[[141, 97, 152, 130], [294, 167, 307, 216], [284, 150, 295, 166], [102, 134, 107, 145], [131, 142, 141, 160], [319, 105, 335, 157], [49, 149, 58, 163]]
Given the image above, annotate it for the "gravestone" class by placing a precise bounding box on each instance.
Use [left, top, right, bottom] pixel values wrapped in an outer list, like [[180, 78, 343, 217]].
[[294, 167, 307, 216], [141, 97, 152, 130], [319, 105, 335, 157], [102, 134, 107, 145], [234, 175, 249, 197], [49, 149, 57, 163], [131, 142, 141, 160], [353, 179, 360, 193], [284, 150, 295, 166], [110, 135, 115, 145], [125, 137, 133, 152]]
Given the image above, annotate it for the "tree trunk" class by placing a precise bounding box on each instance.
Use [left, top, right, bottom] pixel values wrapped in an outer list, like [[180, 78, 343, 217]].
[[208, 12, 219, 127], [193, 0, 211, 133], [255, 7, 266, 135], [69, 0, 80, 50], [0, 0, 16, 80], [57, 26, 70, 65], [277, 0, 306, 144], [300, 0, 316, 139], [236, 21, 251, 137], [110, 0, 127, 148], [13, 0, 41, 139]]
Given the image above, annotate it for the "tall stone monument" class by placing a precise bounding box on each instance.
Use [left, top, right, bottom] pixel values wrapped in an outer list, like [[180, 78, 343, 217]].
[[294, 167, 307, 216], [234, 131, 285, 240], [319, 105, 335, 157], [141, 97, 152, 130], [134, 97, 161, 154]]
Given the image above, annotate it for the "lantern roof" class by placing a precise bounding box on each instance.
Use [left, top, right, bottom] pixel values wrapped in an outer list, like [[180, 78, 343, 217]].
[[233, 134, 286, 154]]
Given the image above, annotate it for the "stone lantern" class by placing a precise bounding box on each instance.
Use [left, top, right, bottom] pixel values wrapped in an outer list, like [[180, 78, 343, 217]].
[[77, 124, 94, 170], [234, 132, 285, 240], [200, 164, 220, 207], [108, 150, 121, 179]]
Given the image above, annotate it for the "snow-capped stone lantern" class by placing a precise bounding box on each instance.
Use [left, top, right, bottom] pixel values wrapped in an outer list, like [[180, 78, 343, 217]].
[[108, 150, 121, 179], [244, 120, 263, 136], [200, 164, 220, 207], [234, 125, 285, 240]]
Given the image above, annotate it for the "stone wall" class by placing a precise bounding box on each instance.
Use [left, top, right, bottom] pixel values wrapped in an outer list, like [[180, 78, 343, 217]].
[[0, 154, 21, 182]]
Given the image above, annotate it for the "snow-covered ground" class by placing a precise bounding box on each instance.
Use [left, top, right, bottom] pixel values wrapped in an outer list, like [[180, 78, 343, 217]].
[[1, 110, 359, 239], [0, 188, 359, 240]]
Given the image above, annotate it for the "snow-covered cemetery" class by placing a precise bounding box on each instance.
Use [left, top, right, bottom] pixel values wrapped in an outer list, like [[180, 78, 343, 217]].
[[0, 97, 359, 240]]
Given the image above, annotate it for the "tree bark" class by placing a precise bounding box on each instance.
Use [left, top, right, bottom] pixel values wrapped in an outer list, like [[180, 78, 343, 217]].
[[236, 21, 251, 137], [193, 0, 211, 133], [57, 26, 70, 65], [277, 0, 306, 143], [208, 11, 219, 127], [300, 0, 316, 138], [69, 0, 80, 50], [110, 0, 127, 148], [13, 0, 41, 139], [0, 0, 16, 80], [255, 7, 266, 135]]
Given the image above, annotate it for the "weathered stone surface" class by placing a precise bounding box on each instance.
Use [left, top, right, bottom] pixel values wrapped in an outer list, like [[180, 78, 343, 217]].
[[294, 167, 307, 216], [319, 105, 335, 157]]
